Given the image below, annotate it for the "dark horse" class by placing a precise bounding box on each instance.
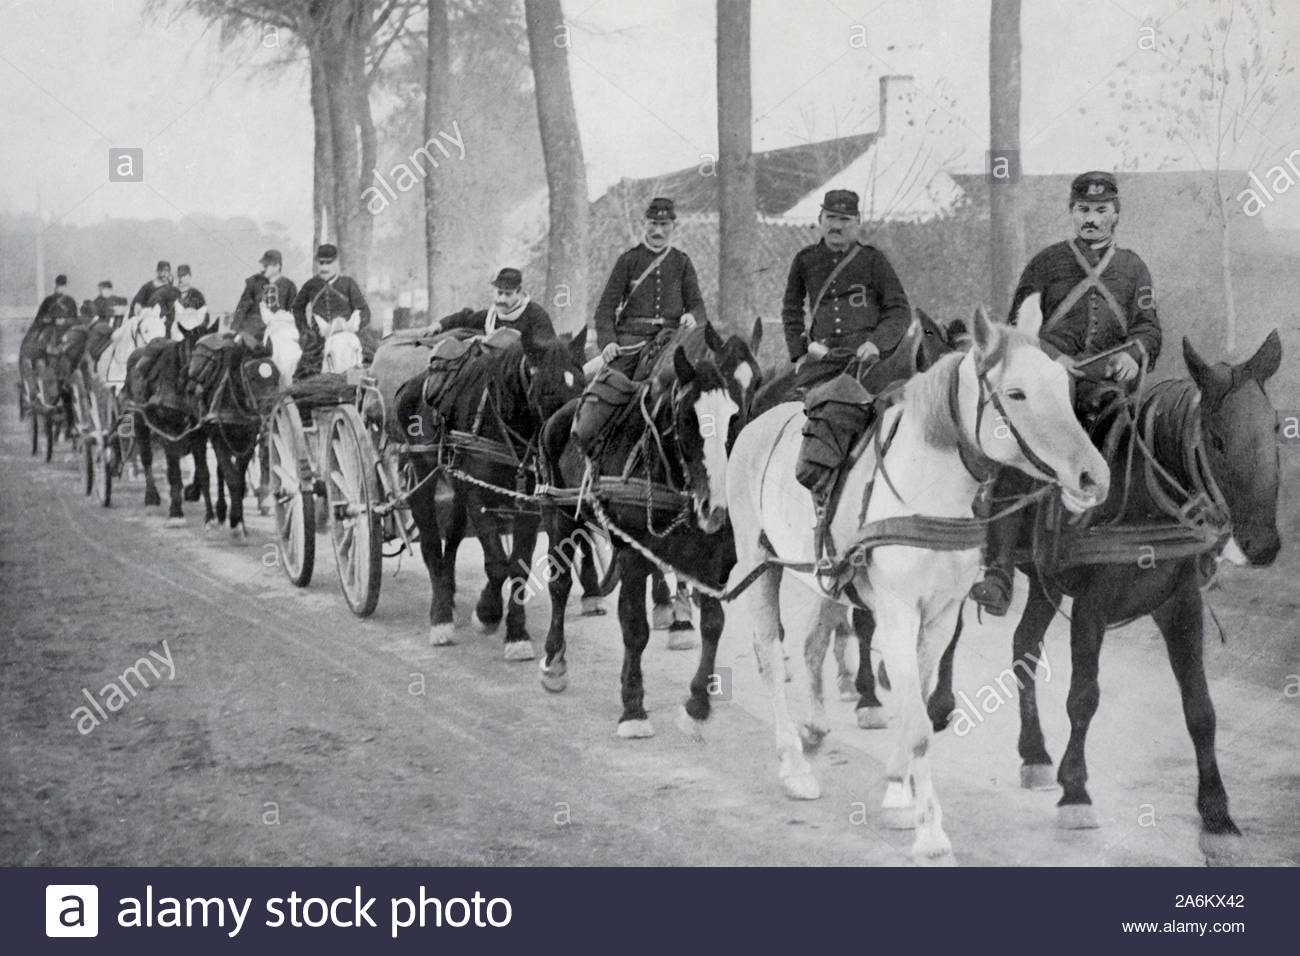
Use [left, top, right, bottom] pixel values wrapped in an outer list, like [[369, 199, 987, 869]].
[[202, 342, 278, 538], [927, 330, 1281, 837], [125, 338, 216, 527], [538, 321, 761, 737], [394, 331, 587, 655]]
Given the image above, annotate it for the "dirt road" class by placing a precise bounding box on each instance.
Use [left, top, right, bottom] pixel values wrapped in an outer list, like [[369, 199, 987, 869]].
[[1, 325, 1296, 866]]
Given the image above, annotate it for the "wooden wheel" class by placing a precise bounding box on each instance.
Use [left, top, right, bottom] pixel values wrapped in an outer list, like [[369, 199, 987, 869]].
[[269, 397, 315, 588], [88, 384, 112, 507], [326, 404, 383, 617]]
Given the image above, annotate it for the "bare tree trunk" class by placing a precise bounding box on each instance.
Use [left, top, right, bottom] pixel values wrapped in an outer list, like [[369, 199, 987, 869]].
[[352, 6, 375, 288], [1215, 179, 1238, 354], [989, 0, 1024, 319], [716, 0, 756, 336], [525, 0, 589, 336], [310, 53, 335, 253], [424, 0, 451, 320]]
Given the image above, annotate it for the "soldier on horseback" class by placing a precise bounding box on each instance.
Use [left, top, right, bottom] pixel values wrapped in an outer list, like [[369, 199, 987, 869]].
[[436, 267, 558, 345], [594, 197, 706, 377], [231, 249, 298, 346], [131, 260, 180, 319], [93, 280, 129, 329], [165, 264, 213, 344], [969, 171, 1163, 615], [27, 273, 79, 356], [292, 243, 374, 379], [782, 189, 912, 505]]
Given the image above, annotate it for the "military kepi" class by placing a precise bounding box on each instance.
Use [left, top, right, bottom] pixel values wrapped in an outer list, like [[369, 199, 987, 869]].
[[645, 197, 676, 221], [156, 260, 171, 272], [492, 267, 522, 291], [315, 243, 338, 263], [259, 249, 282, 266], [1070, 171, 1118, 205], [821, 189, 860, 217], [177, 264, 191, 277]]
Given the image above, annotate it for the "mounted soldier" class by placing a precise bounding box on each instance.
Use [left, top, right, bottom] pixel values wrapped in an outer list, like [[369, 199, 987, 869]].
[[27, 273, 79, 357], [782, 188, 912, 507], [969, 170, 1162, 615], [93, 280, 129, 329], [131, 260, 180, 319], [231, 249, 298, 345], [170, 264, 214, 343], [437, 267, 558, 347], [594, 197, 706, 378], [292, 243, 374, 379]]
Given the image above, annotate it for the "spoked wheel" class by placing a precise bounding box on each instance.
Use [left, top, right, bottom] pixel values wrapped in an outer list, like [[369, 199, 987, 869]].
[[72, 380, 93, 495], [87, 385, 112, 506], [326, 404, 383, 617], [269, 397, 315, 587]]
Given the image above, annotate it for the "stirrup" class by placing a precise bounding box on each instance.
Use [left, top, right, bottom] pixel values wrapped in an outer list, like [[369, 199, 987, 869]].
[[969, 567, 1012, 617]]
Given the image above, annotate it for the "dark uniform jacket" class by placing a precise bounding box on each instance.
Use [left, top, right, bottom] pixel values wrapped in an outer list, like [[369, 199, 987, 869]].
[[131, 279, 180, 317], [594, 245, 707, 348], [438, 299, 557, 347], [93, 293, 130, 326], [292, 274, 372, 378], [1008, 238, 1161, 367], [34, 292, 79, 325], [781, 241, 911, 362], [232, 274, 298, 339], [27, 292, 79, 359]]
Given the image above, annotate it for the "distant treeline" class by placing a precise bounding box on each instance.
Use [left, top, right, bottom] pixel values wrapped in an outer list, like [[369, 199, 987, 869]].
[[0, 210, 304, 315]]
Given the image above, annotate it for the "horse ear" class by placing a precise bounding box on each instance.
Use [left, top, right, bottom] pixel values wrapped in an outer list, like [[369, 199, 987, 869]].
[[1013, 292, 1043, 337], [971, 306, 995, 355], [1182, 337, 1213, 390], [703, 320, 723, 353], [1241, 328, 1281, 384], [673, 346, 695, 383], [568, 327, 588, 365], [750, 316, 763, 354]]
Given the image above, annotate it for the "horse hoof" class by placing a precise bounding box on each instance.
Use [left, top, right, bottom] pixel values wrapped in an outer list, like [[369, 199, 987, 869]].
[[503, 641, 535, 662], [650, 604, 673, 630], [144, 490, 161, 507], [580, 596, 606, 617], [230, 524, 248, 544], [856, 706, 888, 730], [616, 719, 655, 739], [474, 611, 500, 635], [837, 674, 857, 702], [780, 772, 821, 801], [539, 658, 567, 693], [666, 628, 697, 651], [1020, 763, 1056, 790], [1198, 830, 1244, 865], [881, 805, 916, 830], [799, 723, 830, 754], [1057, 804, 1100, 829], [164, 516, 185, 528], [203, 519, 216, 532], [676, 705, 705, 743], [913, 843, 958, 867], [429, 624, 457, 647], [257, 501, 271, 517]]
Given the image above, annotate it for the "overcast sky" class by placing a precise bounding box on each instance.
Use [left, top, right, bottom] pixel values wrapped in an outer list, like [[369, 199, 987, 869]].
[[2, 0, 1298, 247]]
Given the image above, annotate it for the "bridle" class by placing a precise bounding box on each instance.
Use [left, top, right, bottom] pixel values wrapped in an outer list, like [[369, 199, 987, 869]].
[[949, 349, 1062, 485]]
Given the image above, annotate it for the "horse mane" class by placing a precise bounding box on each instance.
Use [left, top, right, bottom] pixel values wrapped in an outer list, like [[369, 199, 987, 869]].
[[1141, 378, 1202, 487]]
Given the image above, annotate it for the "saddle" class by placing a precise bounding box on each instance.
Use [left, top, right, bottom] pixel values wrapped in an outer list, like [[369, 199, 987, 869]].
[[127, 337, 188, 413], [571, 365, 642, 455], [85, 319, 115, 363], [422, 339, 480, 412]]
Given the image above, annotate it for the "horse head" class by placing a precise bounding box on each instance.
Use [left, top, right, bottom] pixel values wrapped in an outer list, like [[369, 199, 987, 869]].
[[713, 317, 764, 434], [668, 345, 738, 534], [261, 304, 302, 384], [321, 313, 365, 374], [133, 305, 166, 347], [1183, 330, 1282, 566], [962, 308, 1109, 513], [522, 327, 587, 421]]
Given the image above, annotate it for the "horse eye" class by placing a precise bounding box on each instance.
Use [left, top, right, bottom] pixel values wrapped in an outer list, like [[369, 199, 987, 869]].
[[1210, 432, 1225, 452], [1006, 388, 1027, 401]]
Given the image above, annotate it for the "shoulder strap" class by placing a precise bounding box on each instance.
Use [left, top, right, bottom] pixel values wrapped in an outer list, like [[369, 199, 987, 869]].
[[617, 247, 673, 317], [808, 244, 864, 323], [1042, 242, 1124, 335]]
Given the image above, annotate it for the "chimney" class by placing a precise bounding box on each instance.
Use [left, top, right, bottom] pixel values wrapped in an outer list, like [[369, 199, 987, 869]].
[[877, 75, 916, 140]]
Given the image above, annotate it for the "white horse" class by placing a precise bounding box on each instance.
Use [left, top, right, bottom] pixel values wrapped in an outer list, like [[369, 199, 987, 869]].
[[724, 310, 1109, 863], [318, 310, 364, 374], [260, 303, 302, 385], [94, 305, 167, 393]]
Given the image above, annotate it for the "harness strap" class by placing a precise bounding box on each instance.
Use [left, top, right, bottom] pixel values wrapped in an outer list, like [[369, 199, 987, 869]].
[[808, 244, 863, 327], [1042, 242, 1124, 340]]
